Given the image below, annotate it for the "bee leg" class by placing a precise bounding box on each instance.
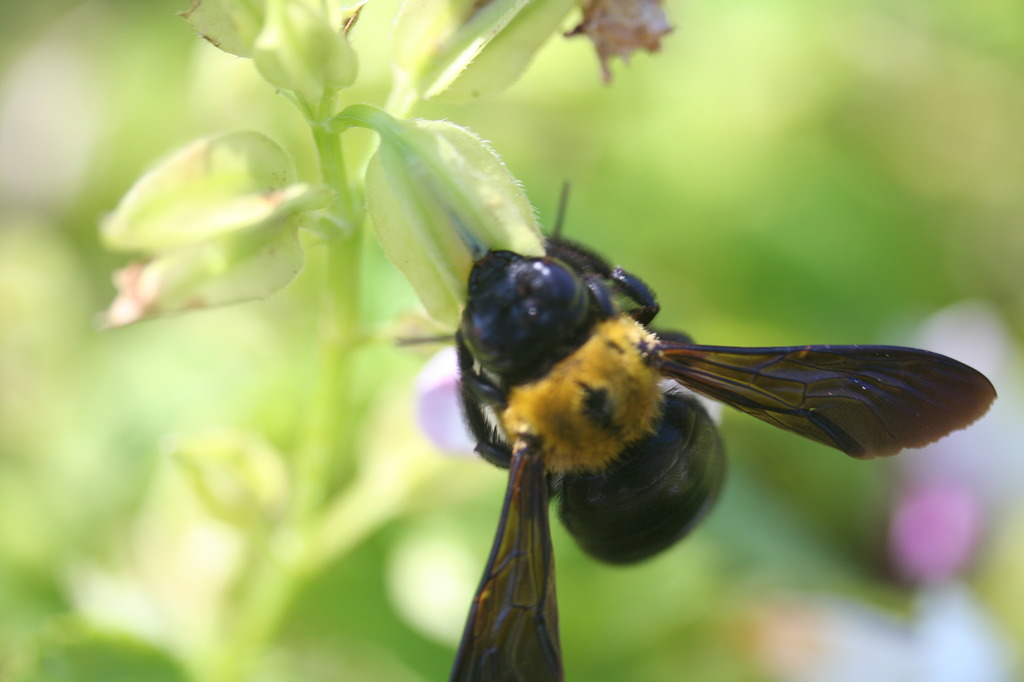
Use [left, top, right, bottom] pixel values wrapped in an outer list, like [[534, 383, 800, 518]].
[[610, 266, 660, 326], [582, 274, 618, 318], [456, 334, 507, 410], [456, 333, 513, 469], [545, 237, 660, 323], [474, 439, 513, 469]]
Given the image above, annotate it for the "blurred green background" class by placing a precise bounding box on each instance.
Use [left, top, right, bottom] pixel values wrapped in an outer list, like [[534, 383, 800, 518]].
[[1, 0, 1022, 680]]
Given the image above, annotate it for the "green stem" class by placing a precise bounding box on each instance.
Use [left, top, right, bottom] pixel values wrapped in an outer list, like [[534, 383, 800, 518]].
[[200, 546, 305, 682], [313, 96, 361, 233], [327, 103, 402, 140], [200, 237, 362, 682], [293, 233, 362, 525], [292, 97, 365, 522], [200, 99, 366, 682]]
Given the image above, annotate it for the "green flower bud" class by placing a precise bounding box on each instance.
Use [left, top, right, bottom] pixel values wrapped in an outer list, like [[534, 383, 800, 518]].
[[104, 224, 305, 328], [169, 428, 290, 526], [101, 132, 332, 327], [102, 132, 328, 252], [393, 0, 574, 103], [180, 0, 265, 58], [334, 105, 543, 325], [252, 0, 358, 102]]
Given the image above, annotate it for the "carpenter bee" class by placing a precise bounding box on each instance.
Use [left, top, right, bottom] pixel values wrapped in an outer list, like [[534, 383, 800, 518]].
[[448, 238, 995, 682]]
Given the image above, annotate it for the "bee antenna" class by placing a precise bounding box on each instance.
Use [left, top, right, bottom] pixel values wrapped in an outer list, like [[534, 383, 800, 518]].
[[552, 181, 571, 238], [395, 334, 455, 347]]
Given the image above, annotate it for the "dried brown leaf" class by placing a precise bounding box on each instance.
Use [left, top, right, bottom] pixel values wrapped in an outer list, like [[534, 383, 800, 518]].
[[569, 0, 673, 81]]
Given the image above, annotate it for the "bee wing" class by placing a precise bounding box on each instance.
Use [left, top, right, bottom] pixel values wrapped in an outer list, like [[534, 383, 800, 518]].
[[450, 436, 563, 682], [658, 343, 996, 458]]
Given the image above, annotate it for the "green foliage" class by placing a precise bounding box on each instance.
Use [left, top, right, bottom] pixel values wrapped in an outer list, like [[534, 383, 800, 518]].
[[0, 0, 1020, 681], [11, 622, 190, 682]]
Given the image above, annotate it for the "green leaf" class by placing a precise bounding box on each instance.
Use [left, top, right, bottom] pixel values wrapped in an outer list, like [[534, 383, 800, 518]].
[[392, 0, 573, 101], [437, 0, 576, 101], [343, 107, 542, 324], [180, 0, 265, 58]]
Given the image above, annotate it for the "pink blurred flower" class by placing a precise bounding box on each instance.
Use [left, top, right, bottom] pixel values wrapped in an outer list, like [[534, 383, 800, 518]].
[[889, 480, 982, 583], [888, 301, 1022, 583], [749, 302, 1021, 681], [415, 347, 476, 455]]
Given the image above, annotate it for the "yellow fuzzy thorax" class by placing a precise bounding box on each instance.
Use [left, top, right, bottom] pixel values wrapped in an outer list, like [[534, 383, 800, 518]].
[[500, 317, 664, 473]]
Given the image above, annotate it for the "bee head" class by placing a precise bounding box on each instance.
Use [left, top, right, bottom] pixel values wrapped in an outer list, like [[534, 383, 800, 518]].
[[461, 250, 593, 379]]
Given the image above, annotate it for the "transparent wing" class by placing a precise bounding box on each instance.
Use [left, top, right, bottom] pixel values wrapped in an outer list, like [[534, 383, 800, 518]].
[[658, 343, 996, 458], [450, 436, 563, 682]]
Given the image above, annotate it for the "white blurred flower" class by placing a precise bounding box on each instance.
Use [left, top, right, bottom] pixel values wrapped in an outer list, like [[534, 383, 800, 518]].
[[748, 584, 1016, 682], [0, 5, 102, 212]]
